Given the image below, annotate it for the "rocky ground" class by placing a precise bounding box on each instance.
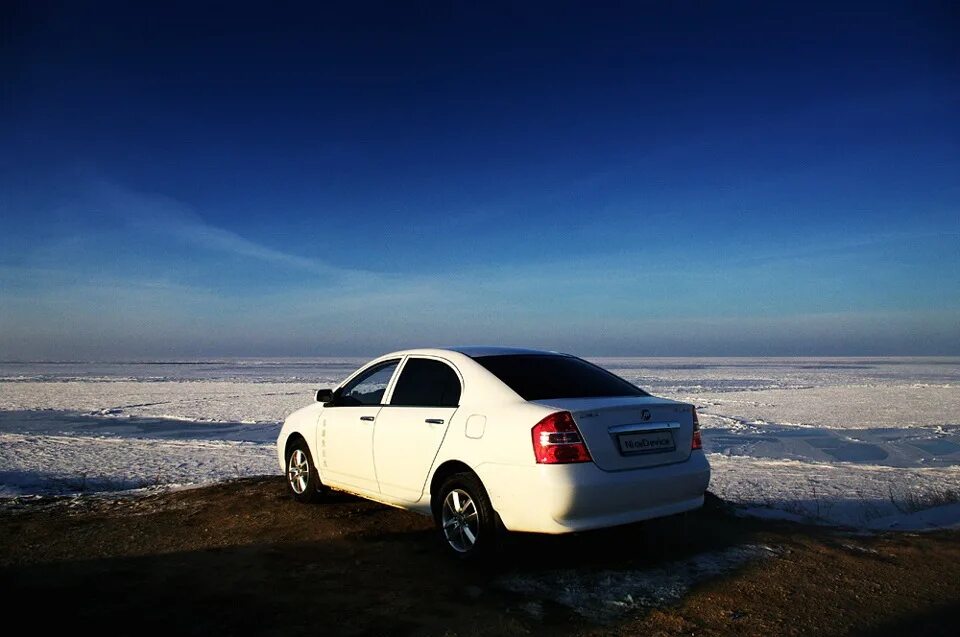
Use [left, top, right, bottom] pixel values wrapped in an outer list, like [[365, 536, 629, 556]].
[[2, 477, 958, 636]]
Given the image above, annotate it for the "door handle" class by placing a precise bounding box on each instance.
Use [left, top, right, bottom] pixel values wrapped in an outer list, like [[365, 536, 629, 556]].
[[425, 418, 445, 425], [360, 416, 375, 422]]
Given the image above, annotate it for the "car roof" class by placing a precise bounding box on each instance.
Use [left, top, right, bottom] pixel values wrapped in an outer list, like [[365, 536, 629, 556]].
[[429, 346, 564, 358], [364, 346, 572, 367], [373, 346, 564, 359]]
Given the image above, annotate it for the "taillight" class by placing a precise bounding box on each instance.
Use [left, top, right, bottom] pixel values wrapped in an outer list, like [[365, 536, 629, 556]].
[[691, 405, 703, 450], [531, 411, 592, 464]]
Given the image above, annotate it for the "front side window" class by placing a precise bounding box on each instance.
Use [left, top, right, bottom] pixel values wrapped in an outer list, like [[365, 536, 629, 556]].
[[389, 358, 461, 407], [337, 359, 400, 406]]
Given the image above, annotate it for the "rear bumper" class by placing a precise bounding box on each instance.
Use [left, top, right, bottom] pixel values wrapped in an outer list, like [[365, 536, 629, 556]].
[[476, 451, 711, 534]]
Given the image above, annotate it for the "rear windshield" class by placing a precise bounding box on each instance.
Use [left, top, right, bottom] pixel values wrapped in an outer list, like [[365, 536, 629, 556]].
[[472, 354, 649, 401]]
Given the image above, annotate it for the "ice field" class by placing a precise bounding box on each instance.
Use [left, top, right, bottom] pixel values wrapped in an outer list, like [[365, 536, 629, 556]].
[[1, 357, 958, 530]]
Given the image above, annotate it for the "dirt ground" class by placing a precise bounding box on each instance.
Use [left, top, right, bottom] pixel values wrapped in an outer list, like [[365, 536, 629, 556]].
[[2, 477, 958, 636]]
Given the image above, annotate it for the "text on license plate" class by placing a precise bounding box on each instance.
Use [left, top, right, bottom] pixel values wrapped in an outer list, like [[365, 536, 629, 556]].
[[618, 430, 676, 455]]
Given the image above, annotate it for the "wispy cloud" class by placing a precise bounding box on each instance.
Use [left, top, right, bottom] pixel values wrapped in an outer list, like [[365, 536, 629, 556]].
[[724, 231, 960, 268], [90, 180, 361, 280]]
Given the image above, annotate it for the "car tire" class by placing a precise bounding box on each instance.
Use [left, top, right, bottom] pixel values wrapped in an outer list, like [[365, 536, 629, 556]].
[[286, 439, 322, 503], [435, 472, 500, 560]]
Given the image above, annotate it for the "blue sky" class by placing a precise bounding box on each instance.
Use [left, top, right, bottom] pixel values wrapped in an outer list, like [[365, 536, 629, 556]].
[[1, 1, 958, 358]]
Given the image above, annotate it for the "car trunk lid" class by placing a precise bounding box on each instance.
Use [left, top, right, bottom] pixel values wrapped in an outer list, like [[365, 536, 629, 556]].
[[532, 396, 695, 471]]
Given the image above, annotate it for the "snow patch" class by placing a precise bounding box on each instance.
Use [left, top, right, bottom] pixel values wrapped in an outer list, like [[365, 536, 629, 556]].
[[498, 544, 779, 621], [709, 454, 960, 530], [0, 431, 276, 497]]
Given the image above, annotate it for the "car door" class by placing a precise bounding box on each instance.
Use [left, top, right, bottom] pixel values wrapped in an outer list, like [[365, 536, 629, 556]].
[[373, 357, 461, 501], [319, 359, 400, 493]]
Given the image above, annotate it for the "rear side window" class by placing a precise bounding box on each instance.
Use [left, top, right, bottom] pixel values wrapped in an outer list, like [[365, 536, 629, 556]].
[[473, 354, 648, 401], [390, 358, 461, 407]]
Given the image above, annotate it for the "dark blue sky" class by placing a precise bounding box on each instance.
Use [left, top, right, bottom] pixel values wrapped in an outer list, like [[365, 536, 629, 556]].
[[1, 1, 958, 358]]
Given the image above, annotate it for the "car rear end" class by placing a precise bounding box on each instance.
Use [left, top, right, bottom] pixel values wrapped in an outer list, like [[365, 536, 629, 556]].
[[467, 353, 710, 534]]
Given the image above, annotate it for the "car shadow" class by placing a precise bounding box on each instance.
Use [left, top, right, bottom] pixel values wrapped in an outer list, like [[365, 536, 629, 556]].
[[497, 493, 748, 569]]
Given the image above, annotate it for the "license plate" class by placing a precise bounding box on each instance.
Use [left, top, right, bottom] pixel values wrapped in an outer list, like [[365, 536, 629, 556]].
[[618, 430, 676, 455]]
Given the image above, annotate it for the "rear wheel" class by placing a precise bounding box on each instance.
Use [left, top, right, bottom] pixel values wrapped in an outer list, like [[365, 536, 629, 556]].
[[435, 472, 499, 559], [286, 440, 322, 503]]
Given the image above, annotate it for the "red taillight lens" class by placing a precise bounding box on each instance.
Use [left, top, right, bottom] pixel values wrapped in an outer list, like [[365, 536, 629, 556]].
[[691, 406, 702, 450], [532, 411, 592, 464]]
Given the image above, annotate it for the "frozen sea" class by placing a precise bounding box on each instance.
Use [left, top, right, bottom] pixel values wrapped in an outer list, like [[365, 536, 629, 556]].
[[2, 356, 959, 530]]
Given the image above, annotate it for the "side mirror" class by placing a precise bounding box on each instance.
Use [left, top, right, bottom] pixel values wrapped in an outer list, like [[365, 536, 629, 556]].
[[315, 388, 334, 404]]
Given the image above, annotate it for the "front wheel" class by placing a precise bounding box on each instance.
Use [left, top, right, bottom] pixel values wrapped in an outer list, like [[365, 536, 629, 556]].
[[436, 472, 500, 559], [286, 440, 322, 503]]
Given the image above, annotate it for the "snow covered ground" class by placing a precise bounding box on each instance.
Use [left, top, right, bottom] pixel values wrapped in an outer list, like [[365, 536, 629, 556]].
[[1, 357, 959, 531]]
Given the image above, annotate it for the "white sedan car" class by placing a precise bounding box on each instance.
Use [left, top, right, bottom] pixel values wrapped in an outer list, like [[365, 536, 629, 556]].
[[277, 347, 710, 558]]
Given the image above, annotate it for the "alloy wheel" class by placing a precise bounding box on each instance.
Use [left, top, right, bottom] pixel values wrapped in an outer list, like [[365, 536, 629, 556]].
[[287, 448, 309, 494], [441, 488, 480, 553]]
